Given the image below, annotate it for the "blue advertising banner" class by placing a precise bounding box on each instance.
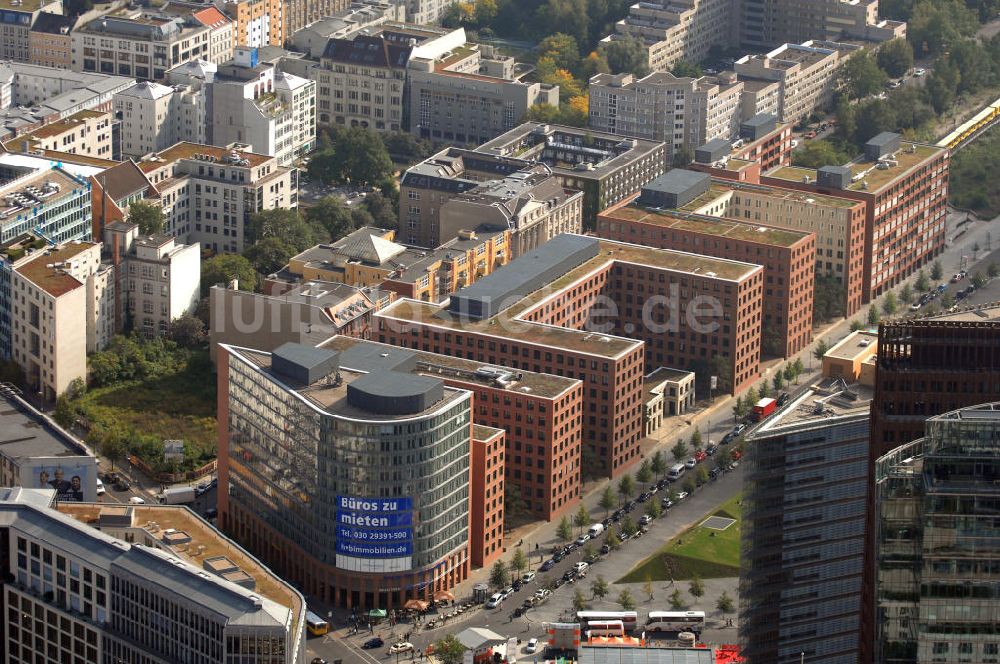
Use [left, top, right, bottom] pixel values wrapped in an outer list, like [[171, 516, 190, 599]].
[[336, 510, 413, 528], [337, 525, 413, 543], [336, 496, 413, 512], [336, 540, 413, 558]]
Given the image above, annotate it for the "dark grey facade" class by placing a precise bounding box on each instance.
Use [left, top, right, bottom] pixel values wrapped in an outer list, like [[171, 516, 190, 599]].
[[740, 397, 871, 664]]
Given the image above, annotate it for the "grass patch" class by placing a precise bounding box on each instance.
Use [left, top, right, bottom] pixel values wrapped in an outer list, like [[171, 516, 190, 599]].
[[74, 346, 216, 471], [617, 494, 742, 582]]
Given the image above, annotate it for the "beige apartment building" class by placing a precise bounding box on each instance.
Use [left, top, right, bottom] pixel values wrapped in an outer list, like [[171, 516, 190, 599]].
[[740, 0, 906, 50], [12, 242, 115, 401], [408, 43, 559, 144], [285, 0, 343, 38], [604, 0, 735, 73], [114, 80, 206, 159], [71, 8, 232, 79], [735, 40, 859, 124], [589, 71, 743, 161], [3, 109, 114, 159], [103, 222, 201, 337], [0, 0, 62, 63], [29, 12, 74, 69], [137, 141, 295, 254]]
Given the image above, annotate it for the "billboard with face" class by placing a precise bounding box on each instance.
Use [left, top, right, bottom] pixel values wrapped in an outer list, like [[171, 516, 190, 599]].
[[22, 457, 98, 502]]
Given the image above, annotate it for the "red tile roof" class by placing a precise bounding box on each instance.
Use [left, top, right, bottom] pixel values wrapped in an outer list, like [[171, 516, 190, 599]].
[[193, 7, 229, 28]]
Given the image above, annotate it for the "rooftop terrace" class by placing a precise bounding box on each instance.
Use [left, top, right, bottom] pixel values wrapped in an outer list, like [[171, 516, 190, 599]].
[[606, 200, 811, 247], [138, 142, 271, 172]]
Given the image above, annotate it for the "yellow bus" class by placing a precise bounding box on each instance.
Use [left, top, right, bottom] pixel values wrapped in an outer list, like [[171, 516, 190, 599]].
[[305, 610, 330, 637]]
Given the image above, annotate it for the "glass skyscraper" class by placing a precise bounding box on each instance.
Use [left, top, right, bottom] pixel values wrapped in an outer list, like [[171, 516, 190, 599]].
[[875, 402, 1000, 663]]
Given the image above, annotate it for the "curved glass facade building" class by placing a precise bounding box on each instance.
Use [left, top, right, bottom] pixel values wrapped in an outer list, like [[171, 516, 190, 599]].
[[875, 402, 1000, 664], [218, 342, 472, 610]]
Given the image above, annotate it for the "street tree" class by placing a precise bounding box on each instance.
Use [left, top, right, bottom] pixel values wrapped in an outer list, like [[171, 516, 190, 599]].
[[689, 574, 705, 600], [772, 373, 784, 391], [669, 588, 685, 610], [683, 477, 696, 494], [489, 560, 510, 589], [244, 236, 296, 275], [732, 395, 745, 420], [646, 499, 662, 519], [636, 460, 653, 488], [537, 33, 580, 70], [618, 474, 635, 501], [882, 291, 898, 316], [972, 271, 987, 289], [783, 365, 795, 384], [867, 306, 880, 326], [591, 575, 609, 600], [716, 591, 735, 615], [622, 516, 638, 537], [617, 589, 636, 611], [696, 466, 709, 486], [582, 543, 597, 563], [792, 358, 804, 380], [201, 254, 256, 296], [940, 292, 955, 310], [671, 440, 688, 462], [839, 51, 888, 99], [758, 381, 769, 398], [690, 429, 702, 449], [651, 450, 666, 479], [510, 548, 528, 576], [876, 38, 914, 78], [813, 339, 829, 361], [599, 485, 617, 514], [557, 515, 573, 542], [434, 635, 467, 664], [602, 36, 648, 77], [605, 530, 621, 551], [931, 260, 943, 281], [573, 589, 588, 612], [573, 504, 590, 534], [744, 386, 758, 409], [899, 283, 913, 304], [916, 269, 930, 292]]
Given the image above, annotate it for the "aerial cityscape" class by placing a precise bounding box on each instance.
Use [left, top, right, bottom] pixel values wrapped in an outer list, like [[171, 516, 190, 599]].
[[0, 0, 997, 661]]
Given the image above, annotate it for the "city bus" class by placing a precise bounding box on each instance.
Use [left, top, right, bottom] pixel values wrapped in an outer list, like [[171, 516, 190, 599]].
[[576, 610, 638, 632], [645, 611, 706, 634], [305, 610, 330, 637], [585, 620, 625, 638]]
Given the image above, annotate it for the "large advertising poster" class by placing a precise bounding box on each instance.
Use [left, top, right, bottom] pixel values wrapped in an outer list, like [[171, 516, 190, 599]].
[[22, 457, 98, 503], [334, 496, 414, 572]]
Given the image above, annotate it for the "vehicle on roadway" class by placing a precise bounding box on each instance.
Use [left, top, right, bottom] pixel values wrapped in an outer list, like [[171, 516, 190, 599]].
[[684, 458, 697, 469], [540, 559, 555, 571], [96, 479, 105, 495], [575, 533, 590, 546], [486, 592, 504, 609], [676, 491, 689, 501], [388, 642, 414, 654], [573, 562, 589, 574], [576, 610, 638, 631], [525, 638, 539, 654], [521, 571, 536, 583], [128, 496, 145, 505], [639, 515, 652, 526], [305, 610, 330, 637], [363, 638, 384, 649], [645, 610, 706, 633], [914, 68, 926, 76]]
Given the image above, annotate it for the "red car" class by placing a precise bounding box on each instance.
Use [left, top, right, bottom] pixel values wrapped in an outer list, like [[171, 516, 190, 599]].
[[731, 449, 743, 461], [695, 450, 707, 463], [804, 130, 817, 139]]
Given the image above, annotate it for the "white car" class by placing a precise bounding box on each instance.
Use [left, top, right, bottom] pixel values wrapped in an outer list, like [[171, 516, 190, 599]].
[[676, 491, 689, 501], [573, 562, 589, 574], [486, 593, 503, 609], [525, 639, 539, 654], [639, 515, 653, 526], [388, 643, 414, 655], [685, 458, 697, 469], [914, 68, 926, 77], [790, 139, 800, 148], [521, 571, 536, 584], [575, 534, 590, 546], [96, 479, 105, 496], [128, 496, 145, 505]]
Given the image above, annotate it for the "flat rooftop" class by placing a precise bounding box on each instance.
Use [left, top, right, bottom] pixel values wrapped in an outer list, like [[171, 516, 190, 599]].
[[230, 346, 468, 419], [13, 110, 107, 142], [321, 336, 581, 400], [712, 178, 861, 209], [0, 0, 46, 11], [909, 302, 1000, 324], [473, 424, 504, 441], [766, 143, 944, 193], [824, 330, 877, 361], [604, 201, 812, 247], [0, 169, 85, 224], [0, 394, 90, 461], [377, 238, 759, 358], [57, 503, 301, 634], [15, 241, 96, 298], [138, 142, 272, 173], [754, 380, 873, 433]]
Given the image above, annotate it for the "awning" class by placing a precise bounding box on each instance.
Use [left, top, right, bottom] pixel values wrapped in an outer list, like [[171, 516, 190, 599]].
[[404, 599, 429, 611], [368, 608, 387, 618]]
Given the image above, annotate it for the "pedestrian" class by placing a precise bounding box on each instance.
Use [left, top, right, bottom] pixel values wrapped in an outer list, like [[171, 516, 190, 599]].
[[370, 622, 375, 634]]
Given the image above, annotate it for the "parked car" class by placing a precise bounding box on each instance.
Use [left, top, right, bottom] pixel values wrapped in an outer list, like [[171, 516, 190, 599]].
[[540, 559, 555, 572], [676, 491, 689, 501], [611, 510, 623, 522], [502, 587, 515, 600], [706, 444, 718, 456], [709, 467, 722, 480], [204, 507, 218, 519], [486, 593, 503, 609], [114, 478, 131, 491], [562, 570, 577, 582], [552, 551, 564, 563], [128, 496, 145, 505], [656, 479, 669, 490], [694, 450, 707, 463], [522, 571, 536, 584], [639, 515, 652, 526], [573, 562, 589, 574], [512, 579, 523, 592], [733, 423, 748, 436], [363, 638, 384, 650], [937, 283, 948, 293], [777, 392, 790, 406], [804, 130, 817, 139], [636, 491, 649, 503], [790, 139, 800, 148], [575, 534, 590, 546], [600, 543, 611, 555], [96, 479, 105, 496], [951, 273, 964, 283], [914, 67, 926, 76], [685, 458, 697, 469], [661, 497, 674, 509], [525, 639, 539, 654]]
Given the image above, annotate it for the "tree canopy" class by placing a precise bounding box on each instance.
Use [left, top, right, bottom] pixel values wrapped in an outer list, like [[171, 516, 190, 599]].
[[201, 254, 256, 296], [877, 38, 914, 78], [128, 201, 166, 235], [307, 127, 394, 188]]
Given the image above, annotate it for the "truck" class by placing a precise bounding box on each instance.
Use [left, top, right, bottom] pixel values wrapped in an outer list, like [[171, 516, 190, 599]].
[[751, 397, 777, 422], [158, 486, 196, 505], [587, 523, 605, 538]]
